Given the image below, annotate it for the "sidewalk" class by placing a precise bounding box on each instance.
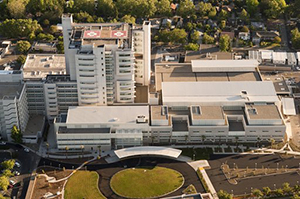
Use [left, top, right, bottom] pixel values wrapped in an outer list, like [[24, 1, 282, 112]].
[[199, 167, 219, 199]]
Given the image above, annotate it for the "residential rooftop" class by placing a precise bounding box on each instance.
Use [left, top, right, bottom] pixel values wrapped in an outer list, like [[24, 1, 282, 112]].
[[22, 54, 66, 80]]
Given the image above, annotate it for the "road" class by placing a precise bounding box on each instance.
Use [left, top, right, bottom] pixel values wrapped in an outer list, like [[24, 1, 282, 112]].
[[0, 143, 40, 199]]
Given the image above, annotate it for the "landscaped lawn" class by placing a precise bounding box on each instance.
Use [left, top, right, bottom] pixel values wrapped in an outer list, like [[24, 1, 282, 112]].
[[65, 171, 106, 199], [181, 148, 213, 160], [110, 166, 184, 198]]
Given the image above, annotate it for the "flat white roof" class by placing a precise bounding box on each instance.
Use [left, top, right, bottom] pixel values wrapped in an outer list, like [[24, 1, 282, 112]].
[[66, 106, 149, 124], [162, 81, 279, 105], [22, 54, 66, 79], [191, 60, 258, 72], [273, 52, 287, 61], [282, 97, 296, 115], [114, 146, 182, 159], [260, 50, 273, 60]]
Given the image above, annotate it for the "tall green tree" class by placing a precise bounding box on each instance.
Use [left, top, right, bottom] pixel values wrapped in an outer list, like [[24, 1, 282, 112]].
[[291, 28, 300, 49], [7, 0, 28, 18], [218, 9, 228, 21], [26, 0, 65, 20], [97, 0, 117, 19], [260, 0, 286, 18], [156, 0, 171, 17], [246, 0, 259, 17], [239, 9, 249, 23], [71, 0, 95, 15], [252, 189, 263, 198], [120, 15, 136, 24], [0, 19, 42, 38], [11, 125, 23, 143], [262, 187, 271, 196], [176, 0, 195, 18], [191, 31, 200, 43], [169, 28, 187, 44], [202, 33, 214, 44], [218, 190, 233, 199], [219, 35, 231, 52], [196, 2, 213, 17]]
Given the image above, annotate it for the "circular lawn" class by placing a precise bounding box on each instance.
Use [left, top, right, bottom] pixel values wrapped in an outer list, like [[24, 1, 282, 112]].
[[110, 166, 184, 198]]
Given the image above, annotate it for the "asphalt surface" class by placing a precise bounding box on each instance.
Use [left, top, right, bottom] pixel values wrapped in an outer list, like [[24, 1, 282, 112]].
[[207, 154, 300, 195], [0, 143, 40, 199]]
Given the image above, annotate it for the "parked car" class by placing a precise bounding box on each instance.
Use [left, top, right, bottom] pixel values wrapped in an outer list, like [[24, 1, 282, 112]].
[[24, 148, 30, 153], [14, 162, 21, 168], [13, 170, 20, 176], [9, 180, 16, 185], [0, 141, 6, 145]]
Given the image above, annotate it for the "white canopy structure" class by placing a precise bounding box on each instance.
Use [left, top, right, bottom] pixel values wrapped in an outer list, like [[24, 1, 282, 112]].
[[114, 146, 182, 159], [191, 60, 258, 72], [282, 97, 296, 115]]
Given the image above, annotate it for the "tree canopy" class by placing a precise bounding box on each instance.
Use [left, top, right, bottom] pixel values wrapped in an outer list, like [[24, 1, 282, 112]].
[[291, 28, 300, 49], [260, 0, 286, 18], [0, 19, 42, 38], [219, 35, 231, 52], [1, 159, 15, 170], [246, 0, 259, 17], [0, 176, 9, 191], [176, 0, 195, 18], [11, 125, 23, 143]]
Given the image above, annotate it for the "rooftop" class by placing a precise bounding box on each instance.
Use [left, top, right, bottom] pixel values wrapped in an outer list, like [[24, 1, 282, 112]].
[[155, 63, 261, 91], [0, 82, 24, 100], [245, 104, 282, 120], [58, 127, 110, 134], [22, 54, 66, 80], [191, 60, 258, 72], [66, 106, 149, 124], [191, 106, 224, 120], [151, 106, 168, 120], [162, 81, 279, 105]]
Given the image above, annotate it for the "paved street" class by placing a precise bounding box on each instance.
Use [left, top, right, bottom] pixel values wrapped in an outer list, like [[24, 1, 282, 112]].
[[207, 154, 300, 195]]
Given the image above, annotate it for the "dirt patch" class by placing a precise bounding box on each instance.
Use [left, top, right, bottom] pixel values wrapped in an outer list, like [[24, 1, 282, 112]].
[[32, 176, 65, 199], [37, 167, 73, 180]]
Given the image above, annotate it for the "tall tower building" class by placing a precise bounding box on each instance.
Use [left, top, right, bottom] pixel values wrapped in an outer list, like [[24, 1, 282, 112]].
[[62, 14, 151, 105]]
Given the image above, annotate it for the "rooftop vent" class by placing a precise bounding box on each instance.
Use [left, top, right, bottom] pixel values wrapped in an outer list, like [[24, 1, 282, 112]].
[[192, 106, 201, 115], [248, 108, 257, 115], [241, 90, 248, 99], [161, 106, 168, 116], [136, 115, 147, 123]]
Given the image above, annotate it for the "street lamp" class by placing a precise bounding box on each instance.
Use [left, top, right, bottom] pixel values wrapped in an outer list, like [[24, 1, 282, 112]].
[[255, 163, 257, 170], [274, 184, 276, 189], [277, 163, 279, 170]]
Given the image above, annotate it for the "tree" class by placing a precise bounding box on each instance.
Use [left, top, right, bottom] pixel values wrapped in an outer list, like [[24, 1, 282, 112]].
[[73, 11, 94, 23], [169, 28, 187, 44], [246, 0, 259, 17], [291, 28, 300, 49], [11, 125, 23, 143], [218, 190, 233, 199], [156, 0, 171, 17], [252, 189, 263, 198], [37, 33, 54, 41], [0, 176, 9, 191], [17, 55, 27, 65], [116, 0, 157, 18], [219, 20, 226, 30], [208, 8, 217, 19], [191, 31, 200, 43], [26, 0, 65, 21], [176, 0, 195, 18], [274, 36, 281, 44], [240, 26, 249, 32], [97, 0, 117, 19], [262, 187, 271, 196], [274, 188, 284, 197], [185, 43, 199, 51], [49, 25, 58, 34], [1, 159, 15, 170], [196, 2, 213, 17], [260, 0, 287, 18], [17, 41, 31, 54], [71, 0, 95, 15], [7, 0, 27, 18], [185, 22, 194, 32], [0, 19, 42, 38], [218, 10, 228, 21], [202, 33, 214, 44], [56, 41, 64, 53], [219, 35, 231, 52], [2, 170, 13, 177], [120, 15, 136, 25], [282, 182, 292, 195], [239, 9, 249, 23]]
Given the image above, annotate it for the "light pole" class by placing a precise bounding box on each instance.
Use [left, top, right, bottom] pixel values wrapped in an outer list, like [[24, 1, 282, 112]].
[[277, 163, 279, 170], [274, 184, 276, 190], [255, 163, 257, 170]]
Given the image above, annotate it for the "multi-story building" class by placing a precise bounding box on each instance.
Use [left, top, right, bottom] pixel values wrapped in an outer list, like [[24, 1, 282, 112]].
[[62, 14, 151, 105], [0, 83, 29, 140], [54, 106, 149, 150]]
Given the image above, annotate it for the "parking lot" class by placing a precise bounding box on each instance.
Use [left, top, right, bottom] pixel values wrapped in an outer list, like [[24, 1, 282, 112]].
[[207, 154, 300, 195]]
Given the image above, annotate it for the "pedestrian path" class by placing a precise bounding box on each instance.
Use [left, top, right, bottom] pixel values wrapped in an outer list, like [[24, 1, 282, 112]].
[[199, 167, 219, 199]]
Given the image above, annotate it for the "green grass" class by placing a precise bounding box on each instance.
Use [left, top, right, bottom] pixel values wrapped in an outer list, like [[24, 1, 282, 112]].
[[180, 148, 213, 160], [65, 171, 106, 199], [110, 166, 184, 198]]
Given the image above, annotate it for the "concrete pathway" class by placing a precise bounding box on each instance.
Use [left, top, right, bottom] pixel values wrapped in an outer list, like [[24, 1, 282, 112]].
[[199, 167, 219, 199]]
